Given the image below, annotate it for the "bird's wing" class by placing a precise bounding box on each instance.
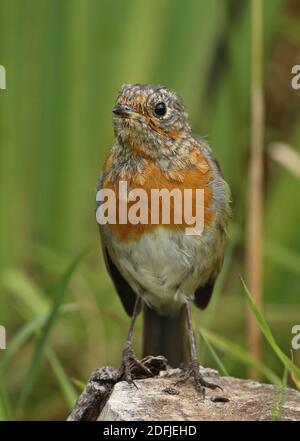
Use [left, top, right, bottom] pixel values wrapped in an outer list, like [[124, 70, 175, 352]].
[[193, 278, 216, 309], [191, 134, 230, 309], [96, 172, 139, 317], [192, 133, 223, 175], [193, 252, 225, 310]]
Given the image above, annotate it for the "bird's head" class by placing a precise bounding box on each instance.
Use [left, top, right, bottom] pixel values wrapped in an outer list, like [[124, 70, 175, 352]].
[[112, 84, 191, 156]]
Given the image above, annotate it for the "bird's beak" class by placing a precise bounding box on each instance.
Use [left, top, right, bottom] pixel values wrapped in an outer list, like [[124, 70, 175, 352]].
[[112, 104, 139, 119]]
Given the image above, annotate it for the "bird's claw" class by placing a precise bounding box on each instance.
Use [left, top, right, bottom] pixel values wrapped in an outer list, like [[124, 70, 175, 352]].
[[175, 360, 222, 398], [119, 344, 154, 386]]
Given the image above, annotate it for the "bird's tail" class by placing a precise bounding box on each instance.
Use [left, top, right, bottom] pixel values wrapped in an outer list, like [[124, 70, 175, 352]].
[[142, 303, 187, 367]]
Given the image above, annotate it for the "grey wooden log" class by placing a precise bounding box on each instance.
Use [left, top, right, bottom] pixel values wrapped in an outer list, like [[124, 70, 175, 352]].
[[68, 363, 300, 421]]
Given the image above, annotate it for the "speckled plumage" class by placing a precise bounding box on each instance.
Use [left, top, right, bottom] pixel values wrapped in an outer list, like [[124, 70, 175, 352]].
[[97, 84, 230, 318]]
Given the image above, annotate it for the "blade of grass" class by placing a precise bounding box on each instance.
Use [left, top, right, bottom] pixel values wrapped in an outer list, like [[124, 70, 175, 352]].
[[0, 311, 78, 410], [290, 351, 300, 390], [242, 279, 300, 386], [0, 383, 13, 421], [199, 330, 229, 376], [46, 348, 77, 409], [0, 315, 46, 377], [278, 366, 288, 420], [271, 383, 281, 421], [0, 302, 80, 377], [71, 378, 86, 392], [272, 365, 288, 421], [17, 249, 87, 410], [200, 328, 281, 385], [1, 269, 49, 315]]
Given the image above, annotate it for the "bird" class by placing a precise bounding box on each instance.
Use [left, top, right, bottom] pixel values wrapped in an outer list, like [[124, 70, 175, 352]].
[[96, 83, 231, 395]]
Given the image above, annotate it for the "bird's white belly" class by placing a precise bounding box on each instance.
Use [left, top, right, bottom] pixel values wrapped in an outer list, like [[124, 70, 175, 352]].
[[106, 227, 217, 315]]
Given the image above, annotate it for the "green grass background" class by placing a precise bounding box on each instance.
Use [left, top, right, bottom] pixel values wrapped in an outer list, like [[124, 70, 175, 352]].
[[0, 0, 299, 420]]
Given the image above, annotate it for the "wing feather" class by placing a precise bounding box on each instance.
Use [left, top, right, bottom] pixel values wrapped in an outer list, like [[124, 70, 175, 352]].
[[96, 172, 139, 317]]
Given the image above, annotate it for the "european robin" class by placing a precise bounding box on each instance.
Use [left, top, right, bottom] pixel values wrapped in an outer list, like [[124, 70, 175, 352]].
[[96, 84, 231, 395]]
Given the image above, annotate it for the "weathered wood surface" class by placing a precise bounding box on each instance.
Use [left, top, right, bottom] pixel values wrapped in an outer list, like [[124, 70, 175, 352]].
[[68, 364, 300, 421], [67, 356, 167, 421]]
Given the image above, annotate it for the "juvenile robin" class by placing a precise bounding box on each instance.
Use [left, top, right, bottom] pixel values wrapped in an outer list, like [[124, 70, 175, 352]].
[[96, 84, 231, 395]]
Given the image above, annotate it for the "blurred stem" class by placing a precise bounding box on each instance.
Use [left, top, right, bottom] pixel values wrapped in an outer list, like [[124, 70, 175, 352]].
[[246, 0, 264, 379], [268, 143, 300, 179]]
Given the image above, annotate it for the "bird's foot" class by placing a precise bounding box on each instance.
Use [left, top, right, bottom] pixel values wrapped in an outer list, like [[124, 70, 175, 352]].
[[119, 344, 166, 387], [175, 359, 222, 398]]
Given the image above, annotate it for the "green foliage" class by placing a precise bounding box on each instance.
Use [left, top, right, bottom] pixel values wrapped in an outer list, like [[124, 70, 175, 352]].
[[0, 383, 13, 421], [272, 366, 288, 421], [242, 280, 300, 386], [199, 331, 229, 377], [200, 328, 281, 385], [17, 250, 86, 410]]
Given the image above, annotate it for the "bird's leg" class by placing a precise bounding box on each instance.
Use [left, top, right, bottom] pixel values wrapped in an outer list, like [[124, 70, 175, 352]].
[[120, 297, 153, 386], [176, 302, 221, 398]]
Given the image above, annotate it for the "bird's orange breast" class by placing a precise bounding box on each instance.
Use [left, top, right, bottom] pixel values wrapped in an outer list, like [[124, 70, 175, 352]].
[[101, 151, 214, 242]]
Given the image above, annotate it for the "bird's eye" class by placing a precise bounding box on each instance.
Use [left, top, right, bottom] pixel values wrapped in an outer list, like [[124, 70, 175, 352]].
[[154, 102, 167, 116]]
